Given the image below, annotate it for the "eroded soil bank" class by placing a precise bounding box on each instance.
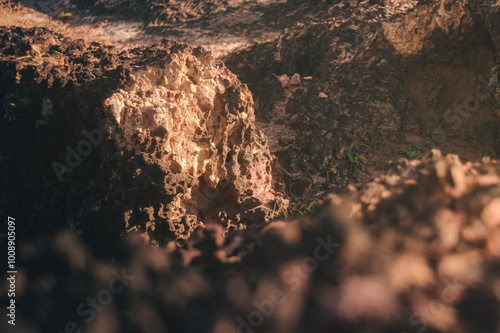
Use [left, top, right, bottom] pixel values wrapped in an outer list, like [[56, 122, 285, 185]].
[[225, 0, 500, 202]]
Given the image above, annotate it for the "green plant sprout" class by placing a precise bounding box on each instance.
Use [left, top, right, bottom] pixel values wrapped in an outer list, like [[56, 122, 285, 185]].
[[360, 138, 377, 151], [399, 145, 422, 160], [288, 200, 317, 216], [347, 143, 367, 166]]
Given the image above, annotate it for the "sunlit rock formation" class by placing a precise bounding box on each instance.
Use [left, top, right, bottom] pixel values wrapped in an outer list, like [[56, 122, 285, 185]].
[[0, 27, 287, 245]]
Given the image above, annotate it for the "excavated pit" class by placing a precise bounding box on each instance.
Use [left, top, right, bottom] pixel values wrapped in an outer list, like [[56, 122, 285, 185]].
[[224, 0, 500, 203], [401, 42, 498, 160]]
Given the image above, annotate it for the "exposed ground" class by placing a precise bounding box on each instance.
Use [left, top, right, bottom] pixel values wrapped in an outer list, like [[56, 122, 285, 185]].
[[1, 0, 500, 332], [224, 0, 500, 202], [0, 0, 302, 57]]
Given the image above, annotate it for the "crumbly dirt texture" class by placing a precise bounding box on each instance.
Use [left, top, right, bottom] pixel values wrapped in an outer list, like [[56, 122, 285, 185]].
[[224, 0, 500, 202], [0, 27, 287, 246], [1, 0, 500, 332], [0, 0, 302, 57], [3, 152, 500, 333]]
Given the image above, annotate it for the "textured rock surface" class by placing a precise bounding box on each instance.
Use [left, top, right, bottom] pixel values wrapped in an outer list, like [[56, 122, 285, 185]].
[[0, 27, 287, 245], [3, 152, 500, 333], [224, 0, 500, 202]]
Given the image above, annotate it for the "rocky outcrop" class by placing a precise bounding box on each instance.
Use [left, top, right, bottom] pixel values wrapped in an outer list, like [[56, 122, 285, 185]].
[[224, 0, 500, 201], [4, 152, 500, 333], [0, 27, 287, 245]]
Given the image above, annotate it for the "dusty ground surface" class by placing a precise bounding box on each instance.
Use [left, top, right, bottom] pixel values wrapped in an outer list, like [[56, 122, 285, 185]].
[[0, 0, 302, 57], [0, 0, 163, 49]]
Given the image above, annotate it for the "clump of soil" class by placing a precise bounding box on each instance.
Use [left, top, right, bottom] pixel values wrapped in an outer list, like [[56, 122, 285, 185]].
[[0, 27, 287, 248]]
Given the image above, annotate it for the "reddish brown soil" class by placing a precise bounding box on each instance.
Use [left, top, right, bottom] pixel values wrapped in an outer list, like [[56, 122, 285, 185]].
[[224, 0, 500, 203], [1, 1, 500, 333]]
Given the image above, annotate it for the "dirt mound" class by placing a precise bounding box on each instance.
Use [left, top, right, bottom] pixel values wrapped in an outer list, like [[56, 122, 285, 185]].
[[3, 152, 500, 333], [0, 27, 287, 247], [224, 0, 500, 203]]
